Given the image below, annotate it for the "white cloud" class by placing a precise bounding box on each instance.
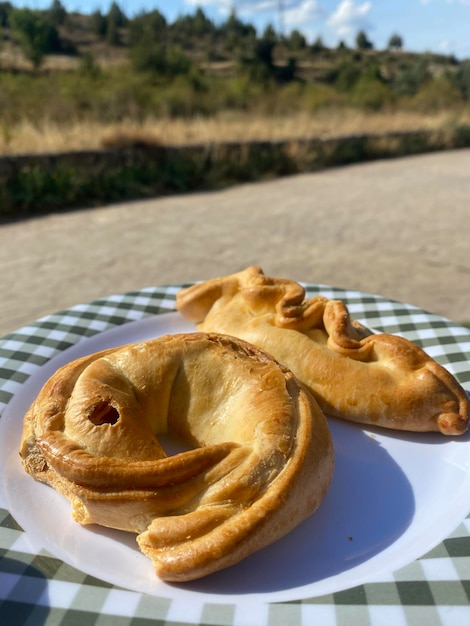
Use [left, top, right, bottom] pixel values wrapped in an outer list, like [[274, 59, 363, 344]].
[[284, 1, 324, 28], [233, 0, 278, 11], [437, 39, 452, 53], [183, 0, 324, 38], [421, 0, 470, 4], [184, 0, 231, 14], [327, 0, 372, 40], [184, 0, 321, 20], [184, 0, 278, 14]]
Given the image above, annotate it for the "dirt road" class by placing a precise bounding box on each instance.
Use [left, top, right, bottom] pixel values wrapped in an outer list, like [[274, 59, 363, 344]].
[[2, 148, 469, 336]]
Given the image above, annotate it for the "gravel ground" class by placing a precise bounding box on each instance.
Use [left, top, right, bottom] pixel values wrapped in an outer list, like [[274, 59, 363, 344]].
[[2, 148, 469, 337]]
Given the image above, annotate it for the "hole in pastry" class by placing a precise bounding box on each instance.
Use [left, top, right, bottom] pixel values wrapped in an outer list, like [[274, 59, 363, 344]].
[[88, 402, 120, 426]]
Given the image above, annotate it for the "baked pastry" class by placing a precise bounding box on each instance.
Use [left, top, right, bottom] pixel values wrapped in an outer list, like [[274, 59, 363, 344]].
[[20, 332, 334, 582], [176, 267, 469, 435]]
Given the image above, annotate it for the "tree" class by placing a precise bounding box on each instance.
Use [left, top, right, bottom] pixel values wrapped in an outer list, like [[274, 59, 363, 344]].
[[105, 1, 127, 45], [48, 0, 67, 27], [106, 13, 120, 46], [170, 7, 216, 46], [255, 24, 277, 67], [222, 9, 257, 51], [9, 8, 60, 69], [129, 10, 171, 74], [356, 30, 373, 50], [236, 24, 278, 83], [130, 38, 192, 79], [107, 1, 126, 28], [311, 36, 325, 53], [128, 10, 167, 47], [0, 2, 12, 28], [452, 60, 470, 100], [192, 7, 215, 37], [388, 33, 403, 50], [288, 29, 306, 52], [91, 10, 106, 38]]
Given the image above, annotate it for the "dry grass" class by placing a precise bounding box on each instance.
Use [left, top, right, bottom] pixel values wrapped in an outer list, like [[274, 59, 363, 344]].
[[2, 109, 470, 156], [0, 42, 129, 73]]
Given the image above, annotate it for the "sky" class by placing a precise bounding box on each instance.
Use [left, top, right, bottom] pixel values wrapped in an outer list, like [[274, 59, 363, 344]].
[[10, 0, 470, 60]]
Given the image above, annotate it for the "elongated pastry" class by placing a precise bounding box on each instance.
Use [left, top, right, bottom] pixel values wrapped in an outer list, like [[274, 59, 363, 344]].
[[176, 267, 469, 435], [20, 332, 334, 582]]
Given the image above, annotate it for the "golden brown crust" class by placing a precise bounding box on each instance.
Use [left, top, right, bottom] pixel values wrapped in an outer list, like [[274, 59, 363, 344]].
[[20, 332, 334, 582], [176, 267, 469, 435]]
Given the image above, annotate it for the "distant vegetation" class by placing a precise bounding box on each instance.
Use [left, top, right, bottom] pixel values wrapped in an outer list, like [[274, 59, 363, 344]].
[[1, 1, 470, 212], [1, 0, 469, 130]]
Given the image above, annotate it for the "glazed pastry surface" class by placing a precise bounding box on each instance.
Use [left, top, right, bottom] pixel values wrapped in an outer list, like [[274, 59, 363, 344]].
[[177, 267, 469, 435], [20, 332, 334, 581]]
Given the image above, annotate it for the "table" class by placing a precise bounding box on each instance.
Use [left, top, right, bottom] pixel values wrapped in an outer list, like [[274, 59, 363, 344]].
[[1, 283, 469, 626]]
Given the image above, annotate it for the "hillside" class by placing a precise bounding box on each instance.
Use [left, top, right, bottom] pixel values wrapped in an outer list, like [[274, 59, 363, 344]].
[[2, 4, 470, 212], [0, 4, 463, 82], [1, 2, 469, 158]]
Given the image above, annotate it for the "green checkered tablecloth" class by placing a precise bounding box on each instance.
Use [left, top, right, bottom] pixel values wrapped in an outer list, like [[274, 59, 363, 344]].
[[1, 284, 469, 626]]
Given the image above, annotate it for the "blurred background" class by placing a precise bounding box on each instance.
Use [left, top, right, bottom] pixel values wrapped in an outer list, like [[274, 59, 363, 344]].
[[1, 1, 469, 334], [2, 0, 470, 157]]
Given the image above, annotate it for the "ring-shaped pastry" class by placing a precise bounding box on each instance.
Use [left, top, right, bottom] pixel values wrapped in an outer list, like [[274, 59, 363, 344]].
[[20, 332, 334, 582]]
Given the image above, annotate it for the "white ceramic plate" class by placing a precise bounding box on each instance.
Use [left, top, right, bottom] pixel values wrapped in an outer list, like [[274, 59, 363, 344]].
[[1, 312, 470, 606]]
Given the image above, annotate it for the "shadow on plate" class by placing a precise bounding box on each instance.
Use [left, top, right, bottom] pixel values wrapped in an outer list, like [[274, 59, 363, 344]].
[[171, 419, 416, 595]]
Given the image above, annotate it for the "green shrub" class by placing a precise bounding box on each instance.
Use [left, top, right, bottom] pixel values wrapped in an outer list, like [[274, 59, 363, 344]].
[[452, 60, 470, 100], [214, 76, 265, 111], [302, 82, 342, 110], [332, 60, 362, 91], [392, 58, 430, 96], [272, 81, 305, 114], [4, 164, 75, 211], [78, 52, 101, 79], [410, 75, 463, 111], [350, 75, 394, 110], [452, 122, 470, 147], [0, 71, 63, 124], [156, 75, 204, 117], [131, 42, 194, 80]]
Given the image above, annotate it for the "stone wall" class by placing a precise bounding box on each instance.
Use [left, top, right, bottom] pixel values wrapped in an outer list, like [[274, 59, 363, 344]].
[[1, 128, 469, 215]]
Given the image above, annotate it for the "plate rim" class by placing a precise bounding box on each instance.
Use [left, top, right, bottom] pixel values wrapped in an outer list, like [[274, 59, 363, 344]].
[[1, 287, 470, 610]]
